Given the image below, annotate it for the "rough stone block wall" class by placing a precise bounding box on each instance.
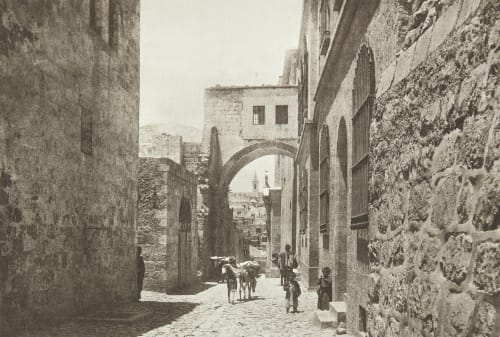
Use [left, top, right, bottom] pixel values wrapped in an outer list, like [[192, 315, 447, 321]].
[[183, 142, 201, 173], [138, 158, 199, 292], [367, 1, 499, 336], [0, 0, 139, 332]]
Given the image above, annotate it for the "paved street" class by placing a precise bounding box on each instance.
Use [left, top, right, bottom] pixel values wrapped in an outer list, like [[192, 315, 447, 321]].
[[17, 277, 345, 337]]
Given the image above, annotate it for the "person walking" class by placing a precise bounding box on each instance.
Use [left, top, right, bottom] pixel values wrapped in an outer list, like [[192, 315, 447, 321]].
[[278, 244, 297, 285], [137, 246, 145, 301]]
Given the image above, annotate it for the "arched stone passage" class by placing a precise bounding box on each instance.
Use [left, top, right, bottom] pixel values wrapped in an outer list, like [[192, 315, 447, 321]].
[[208, 140, 297, 257], [218, 141, 297, 192], [334, 117, 348, 301]]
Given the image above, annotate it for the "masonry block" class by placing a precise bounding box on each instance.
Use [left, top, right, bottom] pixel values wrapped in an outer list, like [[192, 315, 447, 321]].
[[393, 43, 416, 86], [429, 1, 462, 53], [411, 25, 433, 70], [376, 59, 396, 97]]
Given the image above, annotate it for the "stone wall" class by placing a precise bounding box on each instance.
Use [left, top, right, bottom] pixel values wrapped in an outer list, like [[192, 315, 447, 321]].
[[266, 188, 282, 277], [202, 86, 298, 164], [183, 142, 202, 173], [0, 0, 140, 332], [295, 0, 499, 334], [275, 155, 296, 252], [138, 158, 198, 292], [139, 134, 183, 163], [367, 1, 499, 336]]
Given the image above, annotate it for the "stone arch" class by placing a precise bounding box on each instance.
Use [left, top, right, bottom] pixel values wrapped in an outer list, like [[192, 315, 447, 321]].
[[218, 141, 297, 192], [333, 116, 348, 301]]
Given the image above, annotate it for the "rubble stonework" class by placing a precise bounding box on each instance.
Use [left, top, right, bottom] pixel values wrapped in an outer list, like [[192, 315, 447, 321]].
[[0, 0, 140, 332], [368, 1, 499, 336], [138, 158, 198, 292], [293, 0, 499, 335]]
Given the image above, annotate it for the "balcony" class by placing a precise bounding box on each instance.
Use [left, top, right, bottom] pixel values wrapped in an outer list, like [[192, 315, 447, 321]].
[[320, 30, 331, 56]]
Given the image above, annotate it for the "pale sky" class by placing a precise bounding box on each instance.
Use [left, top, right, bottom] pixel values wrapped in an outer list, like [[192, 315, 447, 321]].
[[139, 0, 302, 191]]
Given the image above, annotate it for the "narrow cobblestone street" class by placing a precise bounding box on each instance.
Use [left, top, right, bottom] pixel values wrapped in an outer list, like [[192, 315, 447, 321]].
[[17, 277, 345, 337]]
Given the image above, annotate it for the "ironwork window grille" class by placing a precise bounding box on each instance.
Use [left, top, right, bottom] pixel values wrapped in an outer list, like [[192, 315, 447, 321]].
[[319, 0, 331, 34], [253, 106, 265, 125], [351, 45, 374, 229], [319, 126, 330, 241], [275, 105, 288, 124], [299, 169, 308, 235]]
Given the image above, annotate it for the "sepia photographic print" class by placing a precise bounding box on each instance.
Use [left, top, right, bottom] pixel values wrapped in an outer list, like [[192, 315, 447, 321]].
[[0, 0, 499, 336]]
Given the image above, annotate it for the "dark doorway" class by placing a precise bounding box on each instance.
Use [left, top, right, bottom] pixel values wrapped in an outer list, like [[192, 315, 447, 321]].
[[178, 197, 192, 288]]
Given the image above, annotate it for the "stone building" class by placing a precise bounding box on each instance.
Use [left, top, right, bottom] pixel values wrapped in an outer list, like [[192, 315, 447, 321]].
[[200, 79, 298, 262], [229, 177, 267, 237], [138, 158, 198, 292], [0, 0, 140, 332], [287, 0, 499, 335]]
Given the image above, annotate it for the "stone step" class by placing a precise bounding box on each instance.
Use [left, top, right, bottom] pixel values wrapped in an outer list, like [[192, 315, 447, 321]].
[[329, 301, 347, 323], [313, 310, 337, 330]]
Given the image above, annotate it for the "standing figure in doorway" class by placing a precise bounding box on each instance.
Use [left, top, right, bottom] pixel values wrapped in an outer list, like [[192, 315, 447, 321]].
[[137, 246, 145, 301], [317, 267, 332, 310], [278, 244, 297, 285]]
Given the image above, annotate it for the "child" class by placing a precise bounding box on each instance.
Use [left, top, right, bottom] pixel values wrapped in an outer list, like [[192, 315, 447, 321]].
[[317, 267, 332, 310], [284, 272, 302, 313]]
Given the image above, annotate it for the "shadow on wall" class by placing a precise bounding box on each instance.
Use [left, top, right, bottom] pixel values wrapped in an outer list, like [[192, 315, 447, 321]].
[[14, 301, 199, 337]]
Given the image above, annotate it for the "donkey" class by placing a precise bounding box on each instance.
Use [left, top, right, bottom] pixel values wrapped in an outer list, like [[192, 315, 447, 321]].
[[221, 264, 238, 304], [238, 269, 252, 301]]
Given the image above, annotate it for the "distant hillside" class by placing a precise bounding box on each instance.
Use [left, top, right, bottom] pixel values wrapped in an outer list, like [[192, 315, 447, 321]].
[[140, 123, 202, 144]]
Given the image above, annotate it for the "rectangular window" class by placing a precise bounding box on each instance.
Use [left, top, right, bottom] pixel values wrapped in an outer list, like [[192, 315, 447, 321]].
[[81, 109, 93, 155], [275, 105, 288, 124], [253, 106, 265, 125], [108, 0, 119, 49]]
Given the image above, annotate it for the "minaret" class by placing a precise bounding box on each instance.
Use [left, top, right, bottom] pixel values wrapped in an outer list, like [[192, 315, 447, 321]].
[[252, 171, 259, 192]]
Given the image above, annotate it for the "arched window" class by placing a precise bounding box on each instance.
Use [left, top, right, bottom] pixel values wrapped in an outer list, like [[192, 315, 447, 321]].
[[319, 1, 331, 55], [351, 44, 375, 230], [179, 197, 192, 232], [298, 38, 308, 135]]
